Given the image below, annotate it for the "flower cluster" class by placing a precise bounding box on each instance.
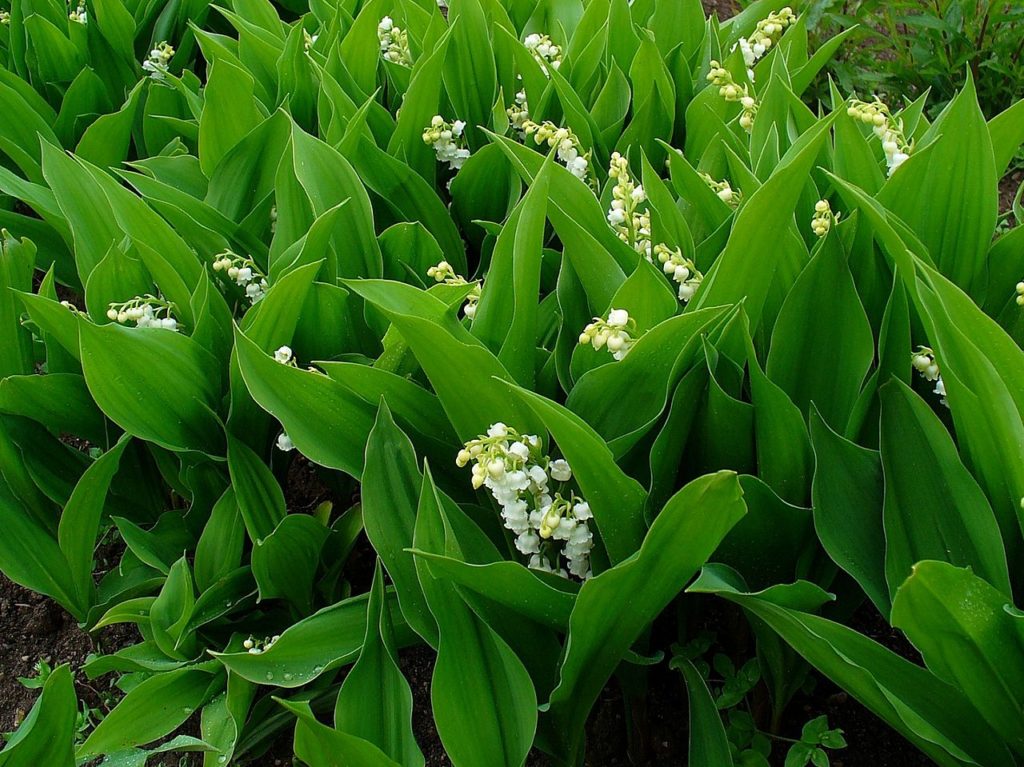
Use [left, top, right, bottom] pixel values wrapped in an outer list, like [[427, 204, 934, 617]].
[[523, 33, 562, 75], [811, 200, 840, 237], [506, 89, 530, 138], [422, 116, 471, 172], [303, 29, 318, 51], [911, 346, 947, 405], [521, 121, 590, 181], [579, 308, 635, 360], [457, 423, 593, 578], [212, 250, 268, 304], [107, 296, 179, 331], [427, 260, 481, 319], [607, 152, 652, 258], [847, 98, 912, 176], [736, 7, 796, 75], [378, 16, 411, 66], [243, 634, 280, 655], [707, 61, 758, 131], [0, 10, 10, 24], [700, 172, 741, 208], [655, 243, 703, 302], [1014, 280, 1024, 307], [68, 1, 86, 23], [142, 42, 174, 80]]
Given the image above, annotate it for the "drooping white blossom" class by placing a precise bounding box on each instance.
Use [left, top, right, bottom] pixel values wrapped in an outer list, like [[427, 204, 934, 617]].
[[426, 260, 481, 319], [847, 98, 913, 176], [107, 295, 180, 331], [521, 121, 591, 182], [142, 42, 175, 80], [706, 61, 758, 131], [523, 32, 562, 75], [423, 115, 472, 172], [579, 308, 636, 361], [212, 250, 269, 305], [458, 424, 593, 579], [378, 16, 412, 66]]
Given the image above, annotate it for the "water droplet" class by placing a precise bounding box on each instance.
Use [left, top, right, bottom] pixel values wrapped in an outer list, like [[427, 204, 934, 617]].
[[312, 665, 323, 674], [283, 672, 293, 681], [224, 600, 232, 607], [265, 672, 274, 681], [218, 756, 227, 764]]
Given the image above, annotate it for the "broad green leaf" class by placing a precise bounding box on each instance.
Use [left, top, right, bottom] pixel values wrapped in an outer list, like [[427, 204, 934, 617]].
[[0, 374, 106, 445], [690, 565, 1015, 767], [878, 76, 997, 295], [334, 562, 423, 767], [213, 590, 417, 687], [765, 230, 873, 432], [227, 434, 286, 543], [879, 379, 1011, 598], [809, 409, 889, 616], [251, 514, 329, 614], [693, 113, 835, 332], [234, 326, 377, 477], [543, 472, 745, 763], [57, 436, 130, 614], [414, 466, 537, 767], [77, 666, 219, 760], [345, 279, 545, 441], [672, 657, 734, 767], [891, 561, 1024, 756], [362, 403, 438, 647], [0, 664, 76, 767], [199, 59, 266, 176], [282, 700, 402, 767], [79, 321, 225, 455]]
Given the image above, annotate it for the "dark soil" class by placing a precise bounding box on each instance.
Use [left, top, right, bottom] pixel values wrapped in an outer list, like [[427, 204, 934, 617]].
[[0, 575, 135, 736], [702, 0, 740, 19], [1000, 168, 1022, 217]]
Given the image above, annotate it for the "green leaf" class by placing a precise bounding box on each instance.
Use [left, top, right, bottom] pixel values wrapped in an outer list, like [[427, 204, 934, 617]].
[[414, 465, 537, 767], [444, 0, 497, 148], [472, 161, 550, 387], [693, 113, 835, 332], [765, 234, 873, 431], [334, 562, 423, 767], [543, 472, 745, 763], [199, 59, 266, 177], [879, 379, 1011, 598], [234, 325, 377, 477], [213, 590, 417, 687], [690, 566, 1015, 767], [76, 666, 219, 760], [251, 514, 329, 614], [227, 434, 286, 543], [878, 76, 997, 295], [672, 657, 734, 767], [345, 279, 545, 441], [362, 402, 438, 646], [988, 98, 1024, 177], [0, 664, 77, 767], [282, 700, 402, 767], [808, 409, 889, 616], [57, 436, 130, 614], [79, 321, 225, 455], [891, 561, 1024, 756]]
